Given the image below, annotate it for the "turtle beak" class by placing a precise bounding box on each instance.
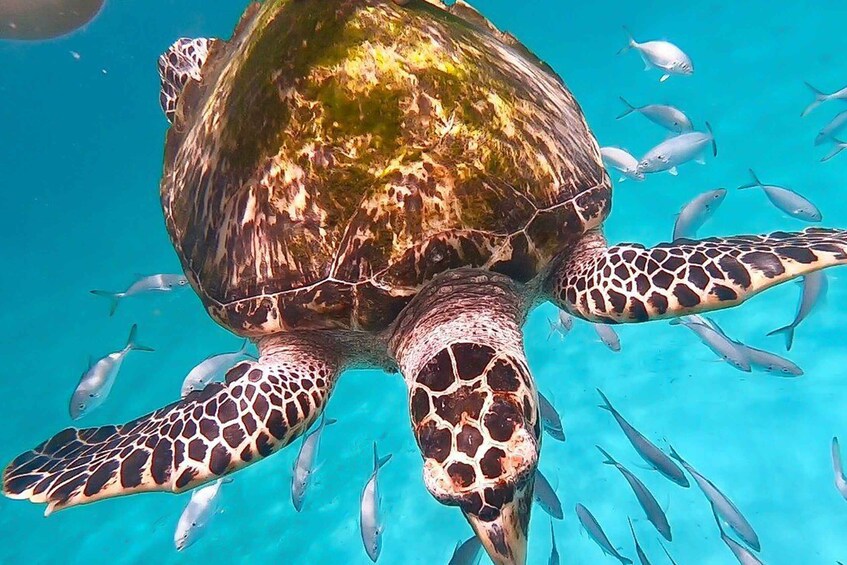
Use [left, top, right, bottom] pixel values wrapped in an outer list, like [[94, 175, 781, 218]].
[[463, 478, 533, 565]]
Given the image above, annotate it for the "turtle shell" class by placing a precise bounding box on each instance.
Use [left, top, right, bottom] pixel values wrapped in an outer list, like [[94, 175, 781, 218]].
[[161, 0, 610, 336]]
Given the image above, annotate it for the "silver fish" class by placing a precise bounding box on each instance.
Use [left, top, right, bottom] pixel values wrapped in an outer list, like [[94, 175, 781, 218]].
[[802, 82, 847, 117], [739, 344, 803, 377], [597, 446, 672, 541], [831, 437, 847, 500], [816, 110, 847, 146], [291, 413, 337, 512], [70, 324, 153, 420], [597, 389, 689, 488], [673, 188, 727, 240], [601, 146, 645, 182], [767, 271, 827, 350], [594, 323, 621, 352], [361, 443, 392, 562], [821, 138, 847, 162], [181, 340, 251, 397], [617, 97, 693, 133], [549, 520, 560, 565], [534, 469, 564, 520], [91, 273, 189, 316], [637, 125, 717, 176], [575, 503, 633, 564], [539, 392, 566, 442], [669, 447, 760, 552], [546, 310, 574, 341], [628, 518, 652, 565], [558, 310, 574, 332], [174, 479, 226, 551], [619, 27, 693, 82], [448, 535, 482, 565], [699, 317, 803, 376], [675, 316, 751, 372], [711, 508, 764, 565], [738, 170, 821, 223]]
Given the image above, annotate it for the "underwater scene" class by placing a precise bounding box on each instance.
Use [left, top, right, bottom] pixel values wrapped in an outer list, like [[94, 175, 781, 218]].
[[2, 0, 847, 564]]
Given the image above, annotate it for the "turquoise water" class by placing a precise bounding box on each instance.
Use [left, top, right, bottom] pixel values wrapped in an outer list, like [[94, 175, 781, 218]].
[[2, 0, 847, 563]]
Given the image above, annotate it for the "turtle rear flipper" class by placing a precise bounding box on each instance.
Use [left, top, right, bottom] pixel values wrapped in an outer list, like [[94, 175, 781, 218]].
[[3, 335, 341, 515], [549, 228, 847, 323]]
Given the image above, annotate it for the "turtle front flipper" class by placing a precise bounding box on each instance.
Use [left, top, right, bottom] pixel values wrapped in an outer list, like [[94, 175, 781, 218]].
[[2, 334, 342, 515], [157, 37, 219, 123], [548, 228, 847, 322], [391, 269, 539, 565]]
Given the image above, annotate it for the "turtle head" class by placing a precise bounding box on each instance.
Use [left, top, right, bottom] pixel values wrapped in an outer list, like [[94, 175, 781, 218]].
[[416, 392, 538, 565], [394, 270, 541, 565]]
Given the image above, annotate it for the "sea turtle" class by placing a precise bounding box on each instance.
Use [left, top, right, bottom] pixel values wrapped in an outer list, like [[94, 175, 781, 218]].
[[5, 1, 847, 563]]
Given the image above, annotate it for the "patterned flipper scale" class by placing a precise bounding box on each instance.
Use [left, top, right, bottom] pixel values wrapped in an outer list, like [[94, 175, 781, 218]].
[[3, 343, 338, 515], [551, 228, 847, 323]]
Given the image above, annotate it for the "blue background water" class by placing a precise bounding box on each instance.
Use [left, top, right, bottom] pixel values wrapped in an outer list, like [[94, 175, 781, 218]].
[[1, 0, 846, 563]]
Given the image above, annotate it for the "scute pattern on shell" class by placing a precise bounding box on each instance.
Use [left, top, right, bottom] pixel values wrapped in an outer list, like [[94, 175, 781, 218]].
[[161, 0, 610, 336]]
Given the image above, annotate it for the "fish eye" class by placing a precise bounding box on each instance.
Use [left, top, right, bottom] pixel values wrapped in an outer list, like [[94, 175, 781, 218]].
[[88, 393, 96, 398]]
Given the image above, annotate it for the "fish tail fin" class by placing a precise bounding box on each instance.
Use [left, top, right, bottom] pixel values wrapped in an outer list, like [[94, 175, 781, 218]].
[[595, 388, 613, 412], [546, 317, 558, 341], [667, 445, 683, 464], [595, 445, 618, 466], [319, 411, 338, 427], [766, 324, 795, 351], [616, 97, 637, 119], [737, 168, 762, 190], [821, 141, 847, 162], [373, 443, 391, 471], [705, 121, 717, 156], [90, 290, 123, 316], [619, 557, 633, 565], [710, 504, 726, 534], [617, 26, 636, 54], [801, 82, 827, 117], [126, 324, 155, 352], [237, 339, 250, 355]]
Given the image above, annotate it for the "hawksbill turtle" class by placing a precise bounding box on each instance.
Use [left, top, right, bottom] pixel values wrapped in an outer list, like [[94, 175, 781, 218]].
[[5, 1, 847, 563]]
